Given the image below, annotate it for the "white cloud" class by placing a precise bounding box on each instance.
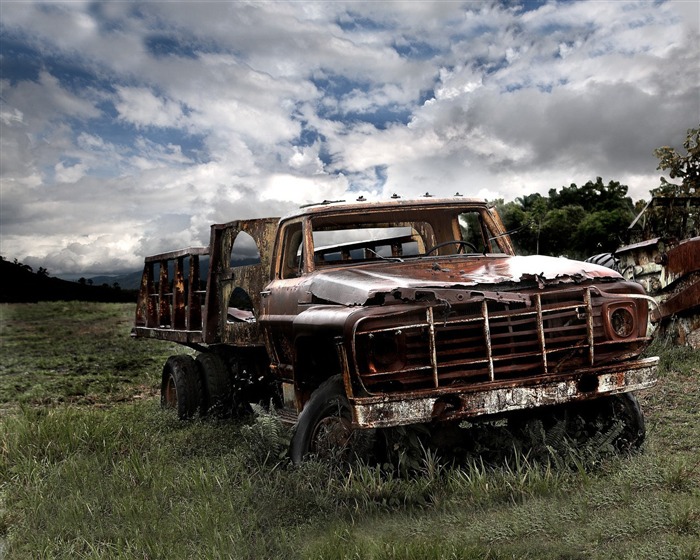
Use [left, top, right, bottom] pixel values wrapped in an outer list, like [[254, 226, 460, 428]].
[[0, 0, 697, 275], [115, 87, 186, 129], [54, 161, 87, 183], [260, 173, 349, 205]]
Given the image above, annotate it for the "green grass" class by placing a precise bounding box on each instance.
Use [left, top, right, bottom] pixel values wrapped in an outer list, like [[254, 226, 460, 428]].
[[1, 303, 699, 559], [0, 302, 182, 406]]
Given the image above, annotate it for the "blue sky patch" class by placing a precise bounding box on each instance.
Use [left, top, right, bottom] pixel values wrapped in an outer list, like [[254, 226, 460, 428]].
[[312, 73, 371, 98], [393, 39, 440, 60], [0, 35, 43, 84], [336, 12, 391, 33], [145, 35, 199, 59]]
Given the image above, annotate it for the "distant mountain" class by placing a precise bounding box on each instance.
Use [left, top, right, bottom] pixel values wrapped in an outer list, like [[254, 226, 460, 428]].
[[0, 258, 138, 303], [1, 255, 263, 303], [84, 256, 260, 291], [87, 270, 143, 291]]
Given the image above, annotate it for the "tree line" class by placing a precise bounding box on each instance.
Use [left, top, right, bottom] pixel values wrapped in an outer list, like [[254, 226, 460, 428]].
[[493, 126, 699, 260]]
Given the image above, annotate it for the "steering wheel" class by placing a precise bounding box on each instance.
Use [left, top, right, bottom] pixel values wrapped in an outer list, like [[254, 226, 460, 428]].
[[424, 240, 478, 255]]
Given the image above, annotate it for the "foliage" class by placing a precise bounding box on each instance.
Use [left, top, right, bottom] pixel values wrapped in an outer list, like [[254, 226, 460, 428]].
[[654, 126, 700, 196], [495, 177, 636, 259], [0, 257, 136, 303], [631, 126, 700, 241], [494, 127, 700, 256]]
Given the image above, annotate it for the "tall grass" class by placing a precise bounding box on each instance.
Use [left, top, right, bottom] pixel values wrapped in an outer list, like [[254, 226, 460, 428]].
[[1, 303, 699, 559]]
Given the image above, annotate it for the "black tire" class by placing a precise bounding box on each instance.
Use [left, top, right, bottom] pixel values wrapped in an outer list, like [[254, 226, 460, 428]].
[[290, 375, 376, 465], [506, 392, 646, 459], [196, 352, 232, 416], [566, 392, 646, 452], [608, 392, 646, 451], [161, 355, 201, 420]]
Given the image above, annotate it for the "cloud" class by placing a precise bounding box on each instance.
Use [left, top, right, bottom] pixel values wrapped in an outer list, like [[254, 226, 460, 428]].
[[0, 0, 697, 275]]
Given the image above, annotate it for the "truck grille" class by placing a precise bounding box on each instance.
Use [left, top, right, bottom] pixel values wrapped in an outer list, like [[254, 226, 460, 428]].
[[353, 287, 638, 395]]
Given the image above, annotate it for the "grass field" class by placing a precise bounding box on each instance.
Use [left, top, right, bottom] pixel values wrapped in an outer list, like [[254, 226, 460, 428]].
[[1, 302, 699, 559]]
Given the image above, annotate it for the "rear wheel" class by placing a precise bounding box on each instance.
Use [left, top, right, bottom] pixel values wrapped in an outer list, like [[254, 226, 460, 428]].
[[196, 352, 232, 416], [161, 355, 201, 419]]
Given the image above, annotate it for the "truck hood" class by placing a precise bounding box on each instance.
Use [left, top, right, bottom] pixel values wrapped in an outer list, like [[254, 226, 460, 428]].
[[306, 254, 621, 306]]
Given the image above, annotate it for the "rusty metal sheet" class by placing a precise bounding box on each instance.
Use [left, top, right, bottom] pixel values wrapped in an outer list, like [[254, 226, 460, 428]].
[[663, 236, 700, 283], [658, 280, 700, 319], [203, 217, 279, 345], [131, 326, 203, 344]]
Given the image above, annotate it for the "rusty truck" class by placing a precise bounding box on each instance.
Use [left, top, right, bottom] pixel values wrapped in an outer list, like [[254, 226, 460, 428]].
[[132, 197, 659, 462]]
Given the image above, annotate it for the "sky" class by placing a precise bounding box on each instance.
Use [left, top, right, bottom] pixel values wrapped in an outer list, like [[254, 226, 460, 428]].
[[1, 0, 698, 277]]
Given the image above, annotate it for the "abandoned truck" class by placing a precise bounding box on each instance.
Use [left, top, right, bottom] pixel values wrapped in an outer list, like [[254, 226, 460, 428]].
[[132, 197, 659, 462]]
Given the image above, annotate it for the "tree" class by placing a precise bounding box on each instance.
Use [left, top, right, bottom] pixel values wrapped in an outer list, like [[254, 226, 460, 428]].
[[540, 205, 586, 256], [654, 126, 699, 196], [634, 126, 700, 241], [497, 179, 635, 258]]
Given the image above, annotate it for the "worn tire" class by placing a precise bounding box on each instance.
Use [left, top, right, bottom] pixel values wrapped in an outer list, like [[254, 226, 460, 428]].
[[161, 355, 201, 420], [290, 375, 374, 465], [196, 352, 232, 416], [563, 392, 646, 453], [608, 392, 646, 451], [506, 392, 646, 459]]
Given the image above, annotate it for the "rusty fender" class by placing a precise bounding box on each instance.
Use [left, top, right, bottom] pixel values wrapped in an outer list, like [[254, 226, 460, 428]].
[[350, 357, 658, 429]]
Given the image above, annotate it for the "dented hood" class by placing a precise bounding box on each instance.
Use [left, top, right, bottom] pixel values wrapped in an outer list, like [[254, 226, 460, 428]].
[[307, 254, 621, 306]]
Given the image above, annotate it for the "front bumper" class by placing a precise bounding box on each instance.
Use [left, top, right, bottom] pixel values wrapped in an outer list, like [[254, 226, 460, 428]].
[[351, 356, 658, 428]]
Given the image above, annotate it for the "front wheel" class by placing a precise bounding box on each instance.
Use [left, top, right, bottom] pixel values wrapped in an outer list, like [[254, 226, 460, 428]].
[[290, 375, 376, 465], [604, 392, 646, 451]]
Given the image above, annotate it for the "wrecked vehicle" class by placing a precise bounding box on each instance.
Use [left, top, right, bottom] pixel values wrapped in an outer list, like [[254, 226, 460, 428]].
[[132, 197, 659, 462], [616, 196, 700, 347]]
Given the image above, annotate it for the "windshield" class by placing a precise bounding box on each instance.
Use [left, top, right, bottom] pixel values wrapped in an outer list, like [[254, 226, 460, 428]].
[[278, 204, 510, 277]]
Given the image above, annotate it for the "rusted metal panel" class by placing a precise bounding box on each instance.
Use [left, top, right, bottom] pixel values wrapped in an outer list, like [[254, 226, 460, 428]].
[[133, 248, 208, 336], [352, 357, 658, 428], [144, 246, 208, 262], [131, 326, 203, 344], [187, 255, 203, 331], [620, 194, 698, 333], [617, 235, 699, 343], [658, 280, 700, 319], [662, 236, 700, 284], [203, 217, 279, 345]]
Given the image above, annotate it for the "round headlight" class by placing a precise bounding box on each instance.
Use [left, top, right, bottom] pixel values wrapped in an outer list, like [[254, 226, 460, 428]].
[[611, 307, 635, 338]]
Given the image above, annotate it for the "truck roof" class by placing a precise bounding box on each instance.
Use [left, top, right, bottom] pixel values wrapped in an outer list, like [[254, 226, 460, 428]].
[[280, 196, 489, 222]]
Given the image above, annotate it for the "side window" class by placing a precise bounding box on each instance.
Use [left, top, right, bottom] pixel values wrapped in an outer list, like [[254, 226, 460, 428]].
[[280, 222, 303, 278]]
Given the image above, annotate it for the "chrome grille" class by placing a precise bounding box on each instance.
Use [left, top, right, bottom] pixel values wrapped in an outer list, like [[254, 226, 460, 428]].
[[353, 287, 613, 394]]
